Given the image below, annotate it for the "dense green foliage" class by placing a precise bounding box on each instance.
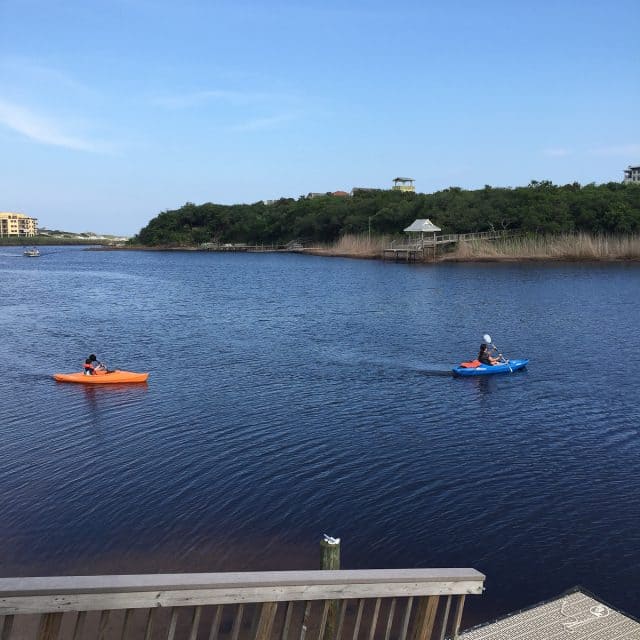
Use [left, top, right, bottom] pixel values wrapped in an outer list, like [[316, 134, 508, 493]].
[[131, 181, 640, 246]]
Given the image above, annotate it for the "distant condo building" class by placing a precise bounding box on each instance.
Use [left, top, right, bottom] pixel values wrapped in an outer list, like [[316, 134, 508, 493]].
[[623, 165, 640, 183], [0, 212, 38, 237], [392, 177, 415, 193]]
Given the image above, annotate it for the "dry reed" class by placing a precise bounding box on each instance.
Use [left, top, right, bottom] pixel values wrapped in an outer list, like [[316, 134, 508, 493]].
[[444, 233, 640, 261], [304, 233, 391, 259], [302, 232, 640, 262]]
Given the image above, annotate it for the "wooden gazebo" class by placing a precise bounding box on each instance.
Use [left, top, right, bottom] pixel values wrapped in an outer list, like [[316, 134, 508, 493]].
[[404, 219, 441, 245]]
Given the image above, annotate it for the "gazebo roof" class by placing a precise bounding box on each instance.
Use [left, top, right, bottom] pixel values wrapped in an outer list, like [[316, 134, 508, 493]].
[[404, 219, 441, 233]]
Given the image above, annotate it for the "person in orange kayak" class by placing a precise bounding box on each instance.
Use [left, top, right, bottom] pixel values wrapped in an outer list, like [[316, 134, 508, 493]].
[[83, 354, 101, 375]]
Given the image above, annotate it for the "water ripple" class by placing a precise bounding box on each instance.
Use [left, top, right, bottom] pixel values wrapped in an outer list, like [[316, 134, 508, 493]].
[[1, 248, 640, 618]]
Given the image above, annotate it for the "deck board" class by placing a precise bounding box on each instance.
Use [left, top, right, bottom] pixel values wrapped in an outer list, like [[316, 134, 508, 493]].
[[460, 589, 640, 639]]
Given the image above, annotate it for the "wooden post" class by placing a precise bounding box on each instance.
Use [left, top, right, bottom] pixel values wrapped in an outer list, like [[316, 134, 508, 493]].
[[255, 602, 278, 640], [320, 535, 340, 640], [411, 596, 439, 640], [451, 595, 466, 639], [37, 613, 63, 640], [320, 535, 340, 571]]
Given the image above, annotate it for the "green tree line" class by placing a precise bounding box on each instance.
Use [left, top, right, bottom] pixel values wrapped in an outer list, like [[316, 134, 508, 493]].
[[131, 181, 640, 246]]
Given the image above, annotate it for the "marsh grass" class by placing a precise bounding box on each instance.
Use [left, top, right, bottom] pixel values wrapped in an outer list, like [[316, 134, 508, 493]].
[[305, 233, 391, 258], [303, 232, 640, 261], [444, 233, 640, 261]]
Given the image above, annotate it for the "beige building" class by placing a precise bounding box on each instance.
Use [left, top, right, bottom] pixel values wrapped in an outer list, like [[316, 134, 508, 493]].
[[0, 212, 38, 237]]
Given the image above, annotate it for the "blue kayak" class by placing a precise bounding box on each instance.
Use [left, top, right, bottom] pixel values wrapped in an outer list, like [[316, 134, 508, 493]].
[[452, 358, 529, 377]]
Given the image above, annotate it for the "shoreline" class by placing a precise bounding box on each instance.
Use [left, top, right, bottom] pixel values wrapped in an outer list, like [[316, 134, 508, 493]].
[[92, 245, 640, 263]]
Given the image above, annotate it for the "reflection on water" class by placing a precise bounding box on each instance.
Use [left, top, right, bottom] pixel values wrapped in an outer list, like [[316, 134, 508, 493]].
[[0, 247, 639, 621]]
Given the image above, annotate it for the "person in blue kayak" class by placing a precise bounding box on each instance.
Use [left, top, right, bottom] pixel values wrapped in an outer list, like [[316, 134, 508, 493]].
[[478, 342, 500, 366], [83, 354, 104, 375]]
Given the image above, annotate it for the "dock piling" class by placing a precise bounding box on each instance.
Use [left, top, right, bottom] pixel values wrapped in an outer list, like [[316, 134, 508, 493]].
[[320, 535, 341, 640]]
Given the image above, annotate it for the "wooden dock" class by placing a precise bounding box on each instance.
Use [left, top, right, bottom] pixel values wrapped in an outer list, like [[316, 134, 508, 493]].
[[383, 231, 512, 262], [460, 588, 640, 639], [201, 243, 286, 252]]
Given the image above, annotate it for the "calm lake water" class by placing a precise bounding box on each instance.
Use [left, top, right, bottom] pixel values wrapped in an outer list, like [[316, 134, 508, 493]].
[[1, 246, 639, 623]]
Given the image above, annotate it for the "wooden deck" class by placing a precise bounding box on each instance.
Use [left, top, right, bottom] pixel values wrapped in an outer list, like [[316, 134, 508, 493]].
[[383, 231, 512, 262], [460, 588, 640, 639], [200, 243, 286, 252], [382, 244, 426, 262]]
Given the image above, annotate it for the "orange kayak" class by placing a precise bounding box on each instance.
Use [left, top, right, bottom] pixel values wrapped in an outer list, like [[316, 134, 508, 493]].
[[53, 370, 149, 384]]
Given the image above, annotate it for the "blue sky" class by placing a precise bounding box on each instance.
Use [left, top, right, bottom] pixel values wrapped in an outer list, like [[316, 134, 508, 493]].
[[1, 0, 638, 236]]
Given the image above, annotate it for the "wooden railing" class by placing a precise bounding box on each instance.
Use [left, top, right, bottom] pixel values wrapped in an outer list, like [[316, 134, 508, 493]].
[[387, 241, 424, 251], [388, 231, 512, 250], [0, 569, 484, 640]]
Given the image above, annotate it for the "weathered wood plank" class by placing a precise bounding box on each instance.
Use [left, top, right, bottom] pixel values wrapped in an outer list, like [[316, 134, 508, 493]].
[[384, 598, 396, 640], [231, 603, 244, 640], [37, 612, 63, 640], [367, 599, 381, 640], [411, 597, 439, 640], [0, 569, 484, 596], [320, 540, 340, 640], [166, 608, 179, 640], [317, 601, 330, 640], [399, 597, 413, 640], [97, 610, 110, 640], [438, 597, 452, 640], [143, 608, 156, 640], [121, 609, 134, 640], [254, 602, 278, 640], [208, 605, 223, 640], [352, 600, 364, 640], [0, 579, 484, 615], [71, 611, 86, 640], [451, 595, 465, 639], [0, 615, 14, 640], [281, 601, 294, 640], [189, 606, 202, 640], [333, 600, 346, 640], [299, 601, 312, 640]]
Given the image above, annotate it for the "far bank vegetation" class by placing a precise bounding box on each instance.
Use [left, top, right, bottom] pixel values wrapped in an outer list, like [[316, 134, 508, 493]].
[[132, 181, 640, 260], [446, 232, 640, 261]]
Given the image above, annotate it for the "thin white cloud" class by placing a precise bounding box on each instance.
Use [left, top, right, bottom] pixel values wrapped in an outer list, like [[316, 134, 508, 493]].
[[0, 56, 90, 94], [0, 99, 108, 152], [588, 144, 640, 157], [228, 113, 296, 132], [153, 90, 283, 109]]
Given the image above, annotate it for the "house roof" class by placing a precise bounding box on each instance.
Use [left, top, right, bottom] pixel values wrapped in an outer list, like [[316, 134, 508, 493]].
[[404, 219, 441, 233], [393, 177, 414, 182]]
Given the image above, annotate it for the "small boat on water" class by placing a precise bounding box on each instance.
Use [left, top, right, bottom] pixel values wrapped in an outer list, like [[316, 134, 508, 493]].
[[452, 358, 529, 377], [23, 247, 40, 257], [53, 370, 149, 384], [453, 333, 528, 377]]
